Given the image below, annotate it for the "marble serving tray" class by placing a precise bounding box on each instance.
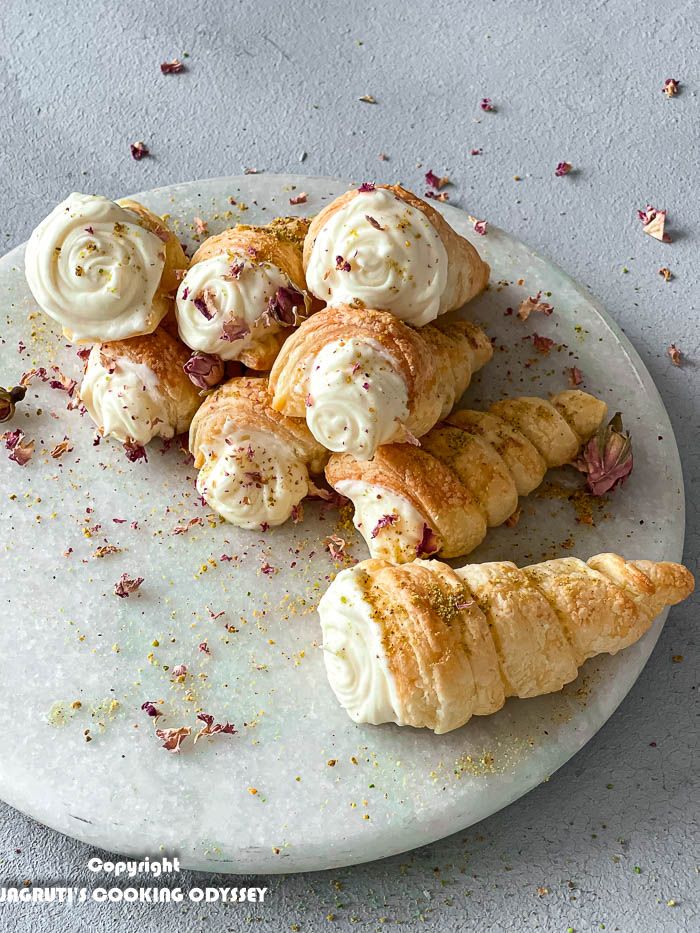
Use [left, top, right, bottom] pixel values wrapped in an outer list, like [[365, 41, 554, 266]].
[[0, 175, 684, 873]]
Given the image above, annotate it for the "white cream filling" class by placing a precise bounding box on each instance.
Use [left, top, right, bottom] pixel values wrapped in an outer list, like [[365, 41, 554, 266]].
[[25, 193, 165, 342], [306, 338, 408, 460], [335, 480, 428, 563], [196, 426, 308, 529], [80, 347, 173, 445], [318, 565, 402, 726], [305, 187, 448, 326], [176, 254, 306, 360]]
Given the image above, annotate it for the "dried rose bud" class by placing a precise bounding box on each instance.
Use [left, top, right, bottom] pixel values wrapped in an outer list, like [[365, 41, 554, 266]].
[[0, 385, 26, 423], [183, 352, 225, 390], [576, 412, 633, 496]]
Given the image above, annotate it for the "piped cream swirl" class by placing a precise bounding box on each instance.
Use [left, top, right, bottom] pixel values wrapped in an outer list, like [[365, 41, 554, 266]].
[[306, 338, 408, 459], [80, 346, 173, 445], [306, 187, 448, 326], [196, 426, 309, 529], [318, 565, 401, 726], [25, 193, 166, 342], [334, 480, 428, 562], [176, 254, 307, 360]]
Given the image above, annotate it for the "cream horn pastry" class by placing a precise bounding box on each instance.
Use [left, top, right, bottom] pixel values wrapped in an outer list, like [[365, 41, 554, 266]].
[[268, 306, 493, 460], [319, 554, 694, 733], [80, 328, 200, 448], [325, 390, 608, 562], [189, 376, 329, 529], [303, 183, 490, 326], [175, 218, 314, 370], [25, 193, 187, 343]]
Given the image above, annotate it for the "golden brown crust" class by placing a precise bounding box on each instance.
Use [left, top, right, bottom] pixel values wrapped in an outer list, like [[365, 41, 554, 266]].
[[325, 390, 608, 561], [189, 375, 328, 473], [349, 554, 694, 732], [96, 327, 202, 433], [267, 306, 493, 440], [303, 184, 490, 312]]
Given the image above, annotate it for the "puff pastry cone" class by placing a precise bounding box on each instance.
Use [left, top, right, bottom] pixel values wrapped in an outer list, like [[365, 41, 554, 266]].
[[303, 183, 490, 326], [268, 305, 493, 460], [189, 376, 329, 529], [25, 192, 187, 343], [175, 217, 316, 371], [80, 327, 201, 450], [319, 554, 694, 733], [325, 389, 608, 562]]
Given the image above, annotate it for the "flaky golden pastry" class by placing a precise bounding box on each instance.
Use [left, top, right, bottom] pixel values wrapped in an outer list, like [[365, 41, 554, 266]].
[[319, 554, 694, 733], [303, 184, 490, 326], [176, 218, 316, 371], [268, 305, 493, 459], [80, 327, 201, 446], [326, 390, 607, 561], [189, 376, 328, 529]]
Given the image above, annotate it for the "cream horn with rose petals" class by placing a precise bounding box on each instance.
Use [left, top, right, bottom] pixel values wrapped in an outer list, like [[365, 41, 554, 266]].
[[303, 183, 490, 326], [175, 218, 314, 371], [325, 390, 609, 562], [268, 305, 493, 460], [318, 554, 694, 733], [80, 328, 201, 448], [25, 193, 187, 343], [189, 376, 329, 530]]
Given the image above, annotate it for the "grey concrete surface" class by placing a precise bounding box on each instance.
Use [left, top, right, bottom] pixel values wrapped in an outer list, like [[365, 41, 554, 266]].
[[0, 0, 697, 930]]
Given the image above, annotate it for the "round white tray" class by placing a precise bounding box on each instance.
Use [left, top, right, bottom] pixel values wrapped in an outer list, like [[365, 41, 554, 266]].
[[0, 175, 684, 873]]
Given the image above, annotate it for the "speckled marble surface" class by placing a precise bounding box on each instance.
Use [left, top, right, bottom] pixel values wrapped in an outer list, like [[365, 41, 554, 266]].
[[0, 1, 697, 931]]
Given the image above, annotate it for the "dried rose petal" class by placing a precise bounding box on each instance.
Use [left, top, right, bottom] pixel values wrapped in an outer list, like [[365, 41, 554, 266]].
[[325, 534, 346, 560], [160, 59, 184, 74], [291, 503, 304, 524], [667, 343, 682, 366], [199, 641, 211, 655], [658, 267, 672, 282], [130, 141, 149, 161], [51, 439, 73, 459], [518, 292, 554, 321], [575, 412, 633, 496], [171, 664, 188, 679], [141, 701, 162, 719], [221, 319, 250, 342], [124, 442, 148, 462], [637, 205, 670, 242], [335, 255, 352, 272], [425, 170, 450, 190], [371, 514, 397, 538], [554, 162, 573, 177], [480, 97, 494, 112], [194, 712, 237, 743], [425, 190, 449, 202], [468, 215, 487, 235], [5, 430, 34, 465], [365, 214, 384, 230], [173, 517, 203, 534], [114, 573, 144, 598], [470, 148, 482, 156], [260, 561, 275, 575], [194, 216, 208, 236], [532, 334, 555, 354], [662, 78, 679, 97], [183, 352, 225, 390], [289, 192, 307, 205], [358, 95, 377, 104], [358, 182, 376, 193], [265, 286, 306, 327], [567, 366, 583, 386], [0, 385, 26, 423], [155, 726, 191, 753], [416, 524, 439, 557]]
